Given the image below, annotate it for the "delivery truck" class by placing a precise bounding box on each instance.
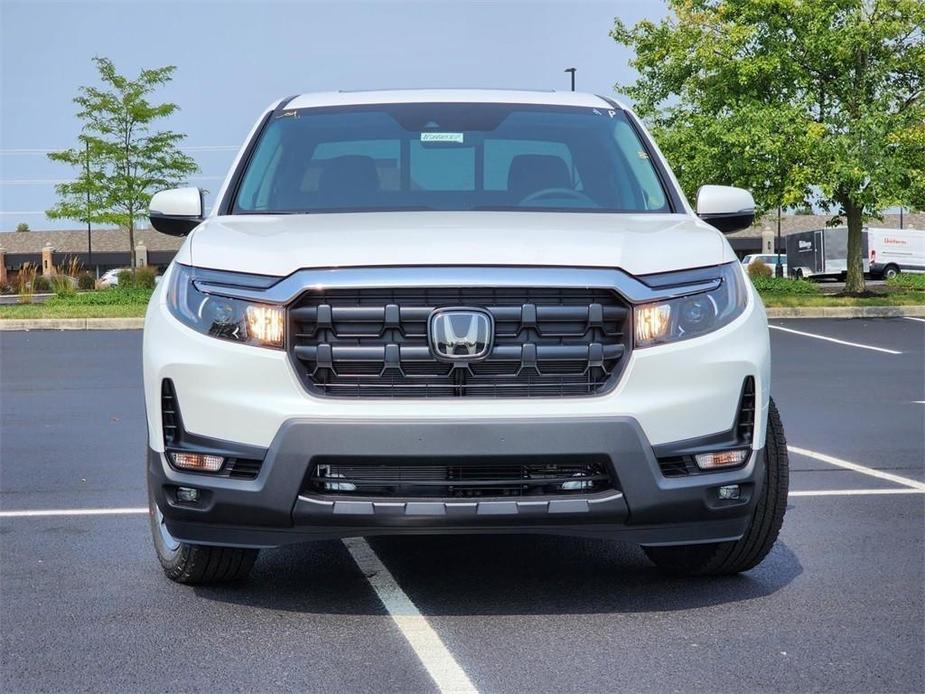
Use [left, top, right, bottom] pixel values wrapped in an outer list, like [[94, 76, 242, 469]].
[[867, 227, 925, 279]]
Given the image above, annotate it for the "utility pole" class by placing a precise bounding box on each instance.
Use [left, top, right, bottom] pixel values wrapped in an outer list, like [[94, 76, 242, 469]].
[[84, 140, 93, 274], [564, 67, 576, 92], [900, 206, 904, 229]]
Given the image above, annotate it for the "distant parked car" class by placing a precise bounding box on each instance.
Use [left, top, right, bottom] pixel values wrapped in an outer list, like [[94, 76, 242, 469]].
[[742, 254, 787, 276], [99, 268, 130, 288]]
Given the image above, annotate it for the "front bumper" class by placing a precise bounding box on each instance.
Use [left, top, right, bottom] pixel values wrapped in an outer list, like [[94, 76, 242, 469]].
[[149, 416, 764, 548]]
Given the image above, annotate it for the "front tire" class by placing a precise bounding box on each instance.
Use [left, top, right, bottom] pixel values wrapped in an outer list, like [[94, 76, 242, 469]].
[[148, 486, 259, 584], [883, 264, 900, 280], [643, 398, 789, 576]]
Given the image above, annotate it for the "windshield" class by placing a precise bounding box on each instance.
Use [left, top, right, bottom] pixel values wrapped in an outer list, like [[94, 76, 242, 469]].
[[231, 103, 672, 214]]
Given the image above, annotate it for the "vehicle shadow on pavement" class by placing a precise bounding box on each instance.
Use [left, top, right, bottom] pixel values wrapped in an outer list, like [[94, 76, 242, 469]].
[[195, 534, 801, 615]]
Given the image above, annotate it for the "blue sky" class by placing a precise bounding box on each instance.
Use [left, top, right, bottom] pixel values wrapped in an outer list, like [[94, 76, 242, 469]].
[[0, 0, 667, 231]]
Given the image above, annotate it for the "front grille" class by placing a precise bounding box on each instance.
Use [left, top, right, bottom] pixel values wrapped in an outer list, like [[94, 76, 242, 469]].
[[306, 456, 615, 498], [288, 287, 630, 398]]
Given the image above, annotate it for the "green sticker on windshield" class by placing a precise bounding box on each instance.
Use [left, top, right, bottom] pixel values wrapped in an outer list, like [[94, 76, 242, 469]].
[[420, 132, 464, 143]]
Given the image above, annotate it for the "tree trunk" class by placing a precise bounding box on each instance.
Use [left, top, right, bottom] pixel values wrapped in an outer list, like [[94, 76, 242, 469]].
[[128, 218, 136, 272], [844, 200, 866, 294]]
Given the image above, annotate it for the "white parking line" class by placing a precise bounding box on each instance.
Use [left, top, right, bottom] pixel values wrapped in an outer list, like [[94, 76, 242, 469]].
[[904, 317, 925, 323], [769, 325, 902, 354], [790, 488, 925, 497], [0, 507, 147, 518], [788, 445, 925, 491], [343, 537, 478, 694]]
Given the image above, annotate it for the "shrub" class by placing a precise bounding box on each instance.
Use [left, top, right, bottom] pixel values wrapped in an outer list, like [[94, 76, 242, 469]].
[[750, 276, 820, 295], [747, 259, 773, 279], [116, 269, 134, 288], [17, 264, 36, 304], [0, 282, 15, 295], [115, 266, 158, 290], [133, 266, 157, 290], [51, 274, 77, 297], [62, 256, 83, 278], [32, 275, 52, 292], [15, 222, 29, 233], [886, 273, 925, 291], [77, 272, 96, 290]]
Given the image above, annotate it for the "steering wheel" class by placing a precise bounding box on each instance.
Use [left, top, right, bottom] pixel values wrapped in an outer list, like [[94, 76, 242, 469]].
[[520, 188, 594, 205]]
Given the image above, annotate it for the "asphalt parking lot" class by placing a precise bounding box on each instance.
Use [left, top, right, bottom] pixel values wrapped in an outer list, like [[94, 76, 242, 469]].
[[1, 318, 923, 693]]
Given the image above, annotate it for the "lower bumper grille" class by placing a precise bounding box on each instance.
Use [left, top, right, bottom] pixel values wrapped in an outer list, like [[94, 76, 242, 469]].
[[306, 457, 615, 498]]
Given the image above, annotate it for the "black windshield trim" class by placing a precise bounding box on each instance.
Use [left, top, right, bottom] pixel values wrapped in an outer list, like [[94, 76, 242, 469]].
[[597, 96, 683, 213]]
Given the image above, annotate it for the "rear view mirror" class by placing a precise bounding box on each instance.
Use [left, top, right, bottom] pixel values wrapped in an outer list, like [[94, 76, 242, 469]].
[[149, 187, 204, 236], [696, 185, 755, 234]]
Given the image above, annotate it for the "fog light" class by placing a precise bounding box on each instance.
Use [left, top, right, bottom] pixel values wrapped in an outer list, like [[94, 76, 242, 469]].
[[317, 466, 357, 492], [718, 484, 741, 500], [176, 486, 200, 503], [694, 449, 748, 470], [561, 473, 593, 491], [170, 452, 225, 472]]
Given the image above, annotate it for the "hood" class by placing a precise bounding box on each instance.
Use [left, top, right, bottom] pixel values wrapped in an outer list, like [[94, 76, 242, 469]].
[[189, 211, 730, 277]]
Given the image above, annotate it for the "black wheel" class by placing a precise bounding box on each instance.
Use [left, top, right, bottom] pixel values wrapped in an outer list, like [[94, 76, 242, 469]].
[[883, 264, 900, 280], [148, 485, 259, 584], [643, 398, 789, 576]]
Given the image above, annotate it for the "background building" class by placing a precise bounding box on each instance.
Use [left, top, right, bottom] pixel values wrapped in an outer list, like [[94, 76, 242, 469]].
[[0, 227, 181, 278], [0, 212, 920, 280]]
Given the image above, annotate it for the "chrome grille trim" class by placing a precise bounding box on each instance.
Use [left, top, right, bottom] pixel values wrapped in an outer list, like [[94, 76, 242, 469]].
[[191, 265, 722, 305]]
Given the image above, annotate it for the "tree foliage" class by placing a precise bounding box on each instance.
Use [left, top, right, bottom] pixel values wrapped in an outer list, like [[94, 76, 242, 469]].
[[612, 0, 925, 292], [47, 57, 198, 267]]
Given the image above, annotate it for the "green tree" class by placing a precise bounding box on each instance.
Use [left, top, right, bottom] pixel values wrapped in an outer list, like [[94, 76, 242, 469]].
[[15, 222, 30, 232], [612, 0, 925, 293], [47, 57, 198, 268]]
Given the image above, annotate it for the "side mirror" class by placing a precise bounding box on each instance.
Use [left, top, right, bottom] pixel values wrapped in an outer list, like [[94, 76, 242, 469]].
[[696, 185, 755, 234], [149, 187, 204, 236]]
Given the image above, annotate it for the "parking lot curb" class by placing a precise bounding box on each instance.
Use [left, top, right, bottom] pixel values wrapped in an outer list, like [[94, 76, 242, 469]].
[[0, 317, 145, 331], [765, 305, 925, 319]]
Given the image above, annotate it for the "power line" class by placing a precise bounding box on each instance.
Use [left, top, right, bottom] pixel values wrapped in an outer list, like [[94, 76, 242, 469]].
[[0, 175, 225, 184], [0, 145, 239, 155]]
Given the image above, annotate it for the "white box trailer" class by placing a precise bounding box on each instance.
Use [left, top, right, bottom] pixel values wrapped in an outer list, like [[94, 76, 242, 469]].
[[867, 227, 925, 279], [786, 227, 869, 279]]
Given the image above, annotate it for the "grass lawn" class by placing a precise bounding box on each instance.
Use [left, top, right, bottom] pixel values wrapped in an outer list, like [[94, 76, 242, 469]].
[[0, 303, 148, 319], [759, 291, 925, 307], [0, 287, 153, 319]]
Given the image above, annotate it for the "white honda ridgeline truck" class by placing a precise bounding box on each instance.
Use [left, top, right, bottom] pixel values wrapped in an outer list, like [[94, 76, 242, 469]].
[[144, 90, 788, 584]]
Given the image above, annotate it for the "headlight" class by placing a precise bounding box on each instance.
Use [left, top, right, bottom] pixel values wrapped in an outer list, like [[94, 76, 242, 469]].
[[634, 262, 747, 348], [166, 263, 285, 348]]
